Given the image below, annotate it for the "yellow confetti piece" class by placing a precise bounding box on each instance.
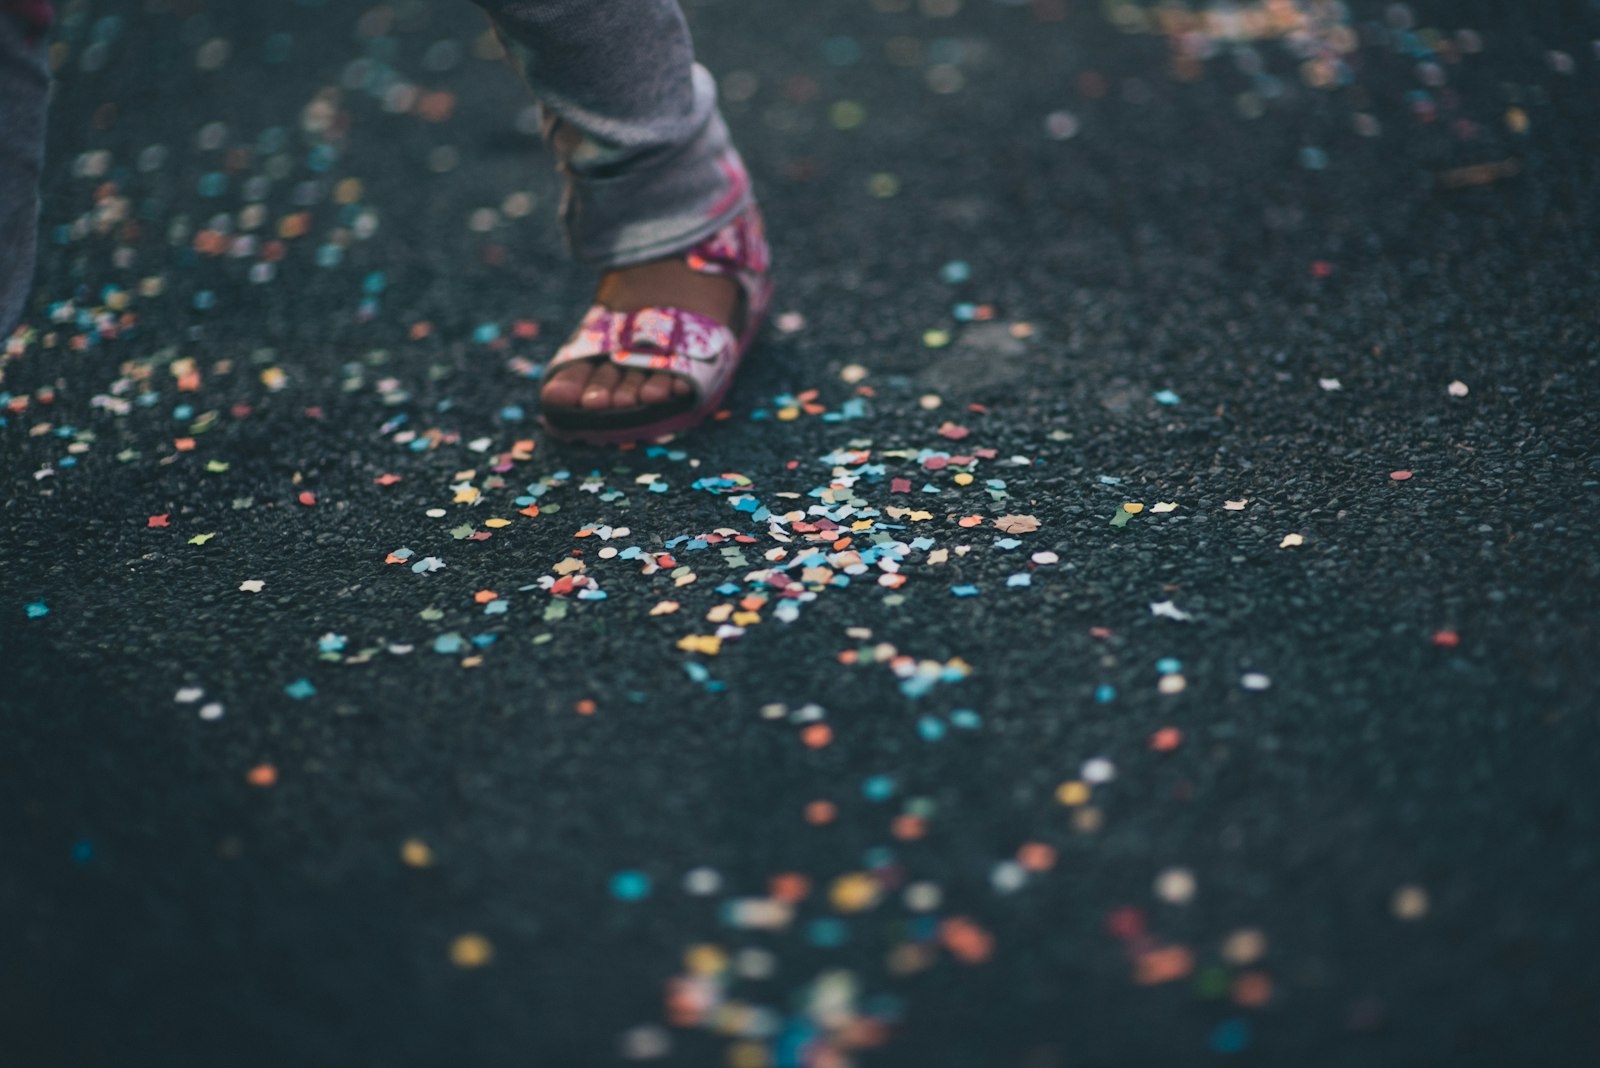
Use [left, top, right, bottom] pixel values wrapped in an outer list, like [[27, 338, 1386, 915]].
[[953, 472, 973, 486], [1280, 533, 1304, 548], [449, 933, 494, 968], [777, 407, 800, 421], [453, 487, 479, 504], [684, 944, 727, 976], [1056, 781, 1090, 806], [732, 611, 761, 627], [829, 872, 881, 913], [908, 510, 934, 522], [187, 533, 215, 545], [676, 634, 722, 656], [483, 517, 510, 528], [706, 604, 734, 623], [649, 601, 680, 616], [923, 329, 951, 348], [400, 838, 434, 868], [1122, 502, 1144, 514]]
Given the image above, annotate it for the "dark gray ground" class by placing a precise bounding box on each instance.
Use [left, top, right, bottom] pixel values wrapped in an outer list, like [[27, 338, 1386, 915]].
[[4, 1, 1599, 1065]]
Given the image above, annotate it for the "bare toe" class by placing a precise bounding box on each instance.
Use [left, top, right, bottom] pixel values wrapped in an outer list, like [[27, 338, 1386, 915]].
[[611, 369, 647, 410], [541, 362, 592, 409], [580, 362, 624, 410], [638, 373, 676, 407]]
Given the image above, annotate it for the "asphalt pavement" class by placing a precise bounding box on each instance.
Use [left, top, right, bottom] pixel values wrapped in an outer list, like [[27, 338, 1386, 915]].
[[4, 1, 1599, 1065]]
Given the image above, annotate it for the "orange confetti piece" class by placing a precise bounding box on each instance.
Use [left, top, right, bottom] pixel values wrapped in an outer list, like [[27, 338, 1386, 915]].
[[891, 814, 926, 840], [1134, 945, 1194, 985], [1233, 971, 1274, 1008], [804, 800, 837, 826], [769, 873, 811, 903], [957, 515, 984, 528], [939, 917, 994, 964], [173, 438, 196, 451], [297, 491, 317, 506], [1150, 727, 1183, 751], [1016, 842, 1057, 871], [801, 723, 833, 749], [575, 699, 597, 716], [246, 764, 277, 787], [374, 474, 401, 486], [473, 589, 498, 604]]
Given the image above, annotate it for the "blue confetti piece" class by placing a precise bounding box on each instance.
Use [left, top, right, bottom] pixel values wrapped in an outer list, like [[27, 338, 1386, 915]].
[[1095, 684, 1117, 703], [951, 585, 979, 597], [610, 870, 652, 901], [863, 775, 896, 801], [1006, 573, 1032, 587], [1153, 389, 1181, 405], [1098, 475, 1123, 485], [939, 260, 972, 284], [917, 716, 947, 741], [317, 633, 347, 653], [284, 678, 316, 699], [1156, 657, 1182, 675], [25, 600, 49, 618], [949, 709, 982, 729], [72, 840, 94, 864], [807, 918, 848, 947], [1209, 1018, 1251, 1054], [995, 538, 1022, 550], [432, 633, 465, 655], [484, 600, 508, 615]]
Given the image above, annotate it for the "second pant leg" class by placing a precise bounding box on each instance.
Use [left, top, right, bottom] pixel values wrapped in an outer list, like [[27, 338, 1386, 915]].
[[470, 0, 751, 269], [0, 5, 52, 337]]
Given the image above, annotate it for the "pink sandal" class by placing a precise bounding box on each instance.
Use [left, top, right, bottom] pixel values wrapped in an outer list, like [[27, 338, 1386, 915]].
[[538, 202, 774, 445]]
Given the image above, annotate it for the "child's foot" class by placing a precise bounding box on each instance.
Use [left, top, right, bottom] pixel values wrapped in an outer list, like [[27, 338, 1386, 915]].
[[536, 203, 774, 445], [539, 258, 740, 413]]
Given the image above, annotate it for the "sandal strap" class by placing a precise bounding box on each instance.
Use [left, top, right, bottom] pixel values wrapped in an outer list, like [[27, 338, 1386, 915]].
[[546, 305, 737, 404], [542, 203, 772, 410]]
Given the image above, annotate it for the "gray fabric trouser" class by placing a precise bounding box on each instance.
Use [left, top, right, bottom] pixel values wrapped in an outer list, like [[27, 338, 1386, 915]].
[[0, 0, 748, 336], [0, 12, 49, 337]]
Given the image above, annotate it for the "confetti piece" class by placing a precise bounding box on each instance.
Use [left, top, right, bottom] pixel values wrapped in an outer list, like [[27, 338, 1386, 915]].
[[148, 514, 170, 528], [1279, 533, 1304, 548], [1225, 499, 1248, 510], [25, 601, 49, 618], [1392, 885, 1429, 920], [238, 579, 264, 593], [1150, 502, 1178, 513], [1390, 470, 1412, 481], [1447, 380, 1469, 397], [450, 934, 495, 968], [401, 839, 435, 867], [187, 533, 216, 545], [246, 764, 277, 787], [1150, 601, 1193, 622], [994, 514, 1040, 534], [1154, 867, 1197, 904]]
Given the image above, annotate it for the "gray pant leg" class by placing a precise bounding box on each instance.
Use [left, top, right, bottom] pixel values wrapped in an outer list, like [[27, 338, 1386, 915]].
[[0, 13, 49, 337], [470, 0, 751, 269]]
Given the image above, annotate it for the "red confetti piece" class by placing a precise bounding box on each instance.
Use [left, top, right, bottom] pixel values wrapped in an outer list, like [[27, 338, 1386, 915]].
[[1390, 470, 1413, 481], [147, 514, 170, 528], [1150, 727, 1183, 752], [937, 422, 970, 440], [298, 491, 317, 506], [374, 474, 401, 486], [1431, 629, 1460, 648]]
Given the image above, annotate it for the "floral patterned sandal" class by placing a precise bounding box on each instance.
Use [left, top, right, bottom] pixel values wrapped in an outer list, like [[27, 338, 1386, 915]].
[[538, 202, 774, 445]]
